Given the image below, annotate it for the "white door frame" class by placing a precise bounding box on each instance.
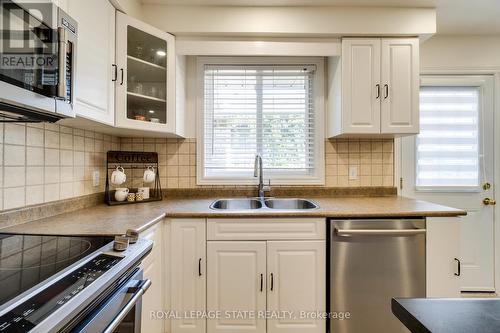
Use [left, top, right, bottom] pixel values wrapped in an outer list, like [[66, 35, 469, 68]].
[[395, 69, 500, 293]]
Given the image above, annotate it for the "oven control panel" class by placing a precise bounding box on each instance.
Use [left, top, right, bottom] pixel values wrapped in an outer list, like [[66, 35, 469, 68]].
[[0, 254, 122, 333]]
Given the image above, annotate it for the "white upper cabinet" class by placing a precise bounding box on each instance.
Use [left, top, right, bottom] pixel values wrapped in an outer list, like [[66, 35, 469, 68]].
[[115, 12, 182, 136], [328, 37, 419, 137], [340, 39, 381, 134], [66, 0, 116, 125], [381, 38, 420, 134]]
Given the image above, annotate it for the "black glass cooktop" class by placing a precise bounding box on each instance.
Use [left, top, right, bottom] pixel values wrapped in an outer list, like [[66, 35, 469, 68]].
[[0, 234, 113, 306]]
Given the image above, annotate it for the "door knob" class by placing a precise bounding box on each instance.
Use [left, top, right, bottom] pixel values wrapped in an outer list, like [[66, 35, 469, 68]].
[[483, 198, 496, 205]]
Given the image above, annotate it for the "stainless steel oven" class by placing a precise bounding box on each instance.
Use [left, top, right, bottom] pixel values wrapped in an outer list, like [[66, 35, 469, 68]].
[[0, 0, 77, 122], [0, 234, 153, 333], [69, 267, 151, 333]]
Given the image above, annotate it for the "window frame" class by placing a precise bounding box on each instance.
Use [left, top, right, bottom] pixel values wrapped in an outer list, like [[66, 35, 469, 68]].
[[414, 75, 491, 193], [196, 56, 325, 185]]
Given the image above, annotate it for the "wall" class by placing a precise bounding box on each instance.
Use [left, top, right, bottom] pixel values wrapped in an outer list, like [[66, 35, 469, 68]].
[[120, 53, 394, 190], [142, 5, 436, 37], [0, 123, 119, 211], [151, 35, 500, 193], [119, 138, 394, 189], [420, 35, 500, 69], [110, 0, 144, 19]]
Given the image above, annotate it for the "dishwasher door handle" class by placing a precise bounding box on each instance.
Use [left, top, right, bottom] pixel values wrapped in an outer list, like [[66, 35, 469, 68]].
[[334, 229, 426, 237]]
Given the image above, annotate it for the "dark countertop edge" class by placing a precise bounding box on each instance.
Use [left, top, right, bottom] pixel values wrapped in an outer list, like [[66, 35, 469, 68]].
[[391, 298, 432, 333]]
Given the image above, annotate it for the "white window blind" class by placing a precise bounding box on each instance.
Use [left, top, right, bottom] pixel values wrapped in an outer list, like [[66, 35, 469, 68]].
[[202, 63, 318, 181], [416, 86, 480, 188]]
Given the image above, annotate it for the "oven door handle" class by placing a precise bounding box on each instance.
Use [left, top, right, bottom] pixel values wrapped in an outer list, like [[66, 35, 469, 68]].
[[334, 229, 426, 237], [102, 278, 152, 333], [57, 27, 68, 100]]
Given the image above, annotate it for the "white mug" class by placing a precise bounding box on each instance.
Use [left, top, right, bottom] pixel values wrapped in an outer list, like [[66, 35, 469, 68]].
[[111, 166, 126, 185], [114, 188, 129, 202], [138, 187, 150, 199], [143, 166, 156, 183]]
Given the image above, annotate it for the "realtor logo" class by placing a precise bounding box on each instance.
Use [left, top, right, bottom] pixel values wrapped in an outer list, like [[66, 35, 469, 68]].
[[0, 0, 57, 70]]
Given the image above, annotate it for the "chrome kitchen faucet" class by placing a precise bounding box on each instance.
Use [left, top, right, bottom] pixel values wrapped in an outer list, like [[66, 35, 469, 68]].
[[254, 154, 271, 199]]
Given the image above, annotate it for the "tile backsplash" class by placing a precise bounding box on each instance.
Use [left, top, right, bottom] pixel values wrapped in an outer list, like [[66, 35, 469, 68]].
[[0, 124, 393, 212], [0, 123, 119, 211], [119, 137, 394, 189]]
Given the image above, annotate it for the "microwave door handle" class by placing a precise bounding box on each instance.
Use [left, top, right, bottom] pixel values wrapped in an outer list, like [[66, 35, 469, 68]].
[[102, 279, 152, 333], [57, 27, 68, 100], [334, 229, 426, 237]]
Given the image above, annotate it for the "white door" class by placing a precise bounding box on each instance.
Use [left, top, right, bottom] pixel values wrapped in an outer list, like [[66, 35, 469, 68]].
[[341, 38, 381, 134], [66, 0, 115, 125], [381, 38, 419, 134], [171, 220, 206, 333], [207, 242, 267, 333], [267, 241, 325, 333], [401, 75, 495, 291]]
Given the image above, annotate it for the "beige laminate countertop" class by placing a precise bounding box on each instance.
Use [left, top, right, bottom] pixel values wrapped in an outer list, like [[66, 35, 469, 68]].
[[0, 196, 466, 236]]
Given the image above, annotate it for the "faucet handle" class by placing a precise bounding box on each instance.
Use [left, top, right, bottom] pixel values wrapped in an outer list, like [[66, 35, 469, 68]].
[[263, 179, 271, 192]]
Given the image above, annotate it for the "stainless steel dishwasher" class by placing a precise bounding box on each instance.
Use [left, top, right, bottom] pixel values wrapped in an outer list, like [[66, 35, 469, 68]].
[[328, 219, 426, 333]]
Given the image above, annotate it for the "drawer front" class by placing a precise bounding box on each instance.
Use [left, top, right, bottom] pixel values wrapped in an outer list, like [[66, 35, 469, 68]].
[[207, 218, 326, 240]]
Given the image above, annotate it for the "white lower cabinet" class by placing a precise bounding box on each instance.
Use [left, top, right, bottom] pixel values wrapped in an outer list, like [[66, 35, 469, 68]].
[[267, 241, 326, 333], [171, 219, 207, 333], [207, 241, 267, 333], [140, 223, 165, 333], [426, 217, 461, 297], [170, 218, 326, 333]]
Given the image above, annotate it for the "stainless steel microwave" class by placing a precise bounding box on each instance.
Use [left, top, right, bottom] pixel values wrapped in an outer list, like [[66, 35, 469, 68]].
[[0, 0, 77, 122]]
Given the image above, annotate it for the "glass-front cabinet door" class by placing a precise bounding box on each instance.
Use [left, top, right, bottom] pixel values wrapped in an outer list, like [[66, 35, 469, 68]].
[[115, 12, 176, 133]]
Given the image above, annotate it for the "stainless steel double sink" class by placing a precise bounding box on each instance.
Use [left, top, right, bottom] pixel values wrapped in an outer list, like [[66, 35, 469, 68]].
[[210, 198, 318, 211]]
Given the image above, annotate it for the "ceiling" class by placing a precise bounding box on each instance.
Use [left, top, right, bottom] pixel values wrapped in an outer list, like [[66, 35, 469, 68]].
[[140, 0, 500, 34], [141, 0, 434, 5]]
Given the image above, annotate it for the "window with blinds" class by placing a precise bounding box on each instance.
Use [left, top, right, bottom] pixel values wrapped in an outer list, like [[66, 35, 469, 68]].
[[200, 60, 323, 183], [416, 86, 480, 188]]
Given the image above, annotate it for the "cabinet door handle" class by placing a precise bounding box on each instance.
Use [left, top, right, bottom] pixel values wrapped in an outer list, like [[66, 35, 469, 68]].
[[120, 68, 124, 85], [384, 84, 389, 99], [270, 273, 274, 291], [260, 274, 263, 292], [112, 64, 118, 82], [375, 84, 380, 99], [454, 258, 461, 276], [198, 258, 202, 277]]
